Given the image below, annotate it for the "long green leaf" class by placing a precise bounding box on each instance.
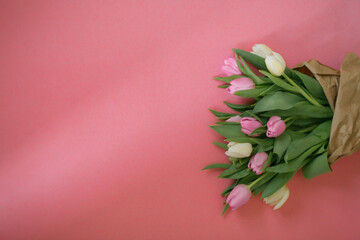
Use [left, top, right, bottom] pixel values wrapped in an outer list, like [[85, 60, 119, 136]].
[[213, 75, 242, 83], [293, 70, 327, 100], [250, 172, 277, 191], [261, 172, 296, 198], [273, 132, 291, 160], [222, 204, 230, 216], [202, 163, 232, 170], [253, 91, 304, 113], [267, 143, 322, 173], [302, 151, 332, 179], [224, 102, 253, 112], [209, 109, 237, 118], [260, 70, 298, 93], [210, 125, 246, 138], [260, 102, 333, 119]]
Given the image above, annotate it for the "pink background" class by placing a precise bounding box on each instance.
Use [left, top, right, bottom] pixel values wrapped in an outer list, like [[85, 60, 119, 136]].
[[0, 0, 360, 239]]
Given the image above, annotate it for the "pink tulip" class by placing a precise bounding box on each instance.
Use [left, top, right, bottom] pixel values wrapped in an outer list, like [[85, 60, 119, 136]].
[[226, 116, 242, 122], [266, 116, 286, 137], [226, 184, 251, 210], [248, 152, 269, 175], [226, 78, 255, 95], [221, 57, 241, 76], [240, 117, 262, 136]]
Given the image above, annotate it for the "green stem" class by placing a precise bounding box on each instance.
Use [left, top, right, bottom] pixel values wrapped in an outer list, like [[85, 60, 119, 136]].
[[297, 125, 317, 133], [248, 173, 268, 188], [282, 73, 323, 107]]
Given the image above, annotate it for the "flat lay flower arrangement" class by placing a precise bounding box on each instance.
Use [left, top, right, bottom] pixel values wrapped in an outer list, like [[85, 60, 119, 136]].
[[203, 44, 360, 215]]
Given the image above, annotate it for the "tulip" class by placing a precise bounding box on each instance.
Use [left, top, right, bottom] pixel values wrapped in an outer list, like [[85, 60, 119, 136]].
[[226, 78, 255, 95], [266, 116, 286, 137], [226, 116, 242, 123], [222, 57, 241, 76], [225, 142, 252, 158], [226, 184, 251, 210], [251, 44, 273, 58], [240, 117, 263, 136], [265, 52, 286, 76], [263, 185, 290, 210], [248, 152, 269, 175]]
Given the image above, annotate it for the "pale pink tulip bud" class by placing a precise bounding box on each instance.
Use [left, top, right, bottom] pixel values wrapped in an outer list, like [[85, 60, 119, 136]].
[[226, 116, 242, 122], [221, 57, 241, 76], [266, 116, 286, 137], [240, 117, 262, 136], [226, 78, 255, 95], [226, 184, 251, 210], [248, 152, 269, 175]]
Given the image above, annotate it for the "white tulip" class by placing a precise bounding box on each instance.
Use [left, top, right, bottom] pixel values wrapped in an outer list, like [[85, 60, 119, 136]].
[[225, 142, 252, 158], [251, 44, 273, 58], [263, 185, 290, 210], [265, 52, 286, 76]]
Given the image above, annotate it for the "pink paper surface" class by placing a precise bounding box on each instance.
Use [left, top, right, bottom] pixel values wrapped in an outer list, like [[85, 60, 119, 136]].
[[0, 1, 360, 239]]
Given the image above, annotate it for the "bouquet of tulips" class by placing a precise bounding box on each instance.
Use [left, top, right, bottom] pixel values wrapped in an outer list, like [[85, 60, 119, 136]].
[[204, 44, 360, 214]]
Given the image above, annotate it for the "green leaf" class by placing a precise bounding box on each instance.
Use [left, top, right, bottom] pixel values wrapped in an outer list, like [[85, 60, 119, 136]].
[[232, 49, 296, 79], [213, 75, 242, 83], [250, 172, 277, 191], [212, 141, 228, 150], [253, 144, 274, 153], [210, 125, 246, 138], [221, 181, 239, 196], [215, 121, 240, 125], [302, 151, 332, 179], [292, 118, 324, 127], [225, 169, 250, 179], [310, 120, 332, 140], [260, 102, 333, 119], [232, 49, 267, 70], [209, 109, 237, 118], [253, 183, 267, 196], [218, 165, 246, 178], [218, 84, 230, 88], [252, 91, 304, 113], [284, 135, 323, 161], [259, 70, 298, 93], [273, 132, 291, 160], [250, 126, 267, 136], [237, 172, 258, 184], [239, 56, 268, 85], [293, 70, 327, 100], [222, 204, 230, 216], [267, 143, 322, 173], [285, 121, 331, 161], [202, 163, 232, 170], [261, 152, 273, 171], [224, 102, 253, 112], [234, 87, 267, 98], [261, 171, 296, 198], [226, 136, 274, 146]]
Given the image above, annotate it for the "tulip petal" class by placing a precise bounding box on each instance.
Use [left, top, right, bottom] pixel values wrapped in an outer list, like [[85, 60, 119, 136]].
[[273, 188, 290, 210]]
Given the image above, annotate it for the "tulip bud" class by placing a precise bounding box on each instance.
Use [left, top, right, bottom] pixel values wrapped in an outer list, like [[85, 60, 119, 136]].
[[240, 117, 263, 137], [225, 142, 252, 158], [226, 116, 242, 123], [263, 185, 290, 210], [222, 57, 241, 76], [266, 116, 286, 137], [251, 44, 273, 58], [226, 184, 251, 210], [248, 152, 269, 175], [265, 52, 286, 76], [226, 78, 255, 95]]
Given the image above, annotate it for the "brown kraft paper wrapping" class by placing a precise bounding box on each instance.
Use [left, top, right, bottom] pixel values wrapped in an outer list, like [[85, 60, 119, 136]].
[[294, 53, 360, 164]]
